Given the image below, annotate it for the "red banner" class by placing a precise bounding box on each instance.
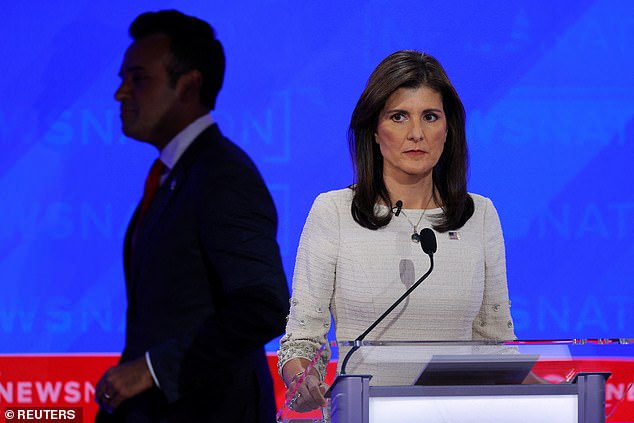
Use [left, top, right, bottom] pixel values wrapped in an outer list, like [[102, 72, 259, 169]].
[[0, 355, 632, 422]]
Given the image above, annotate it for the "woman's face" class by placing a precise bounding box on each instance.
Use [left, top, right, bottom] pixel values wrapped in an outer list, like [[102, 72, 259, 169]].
[[375, 85, 447, 183]]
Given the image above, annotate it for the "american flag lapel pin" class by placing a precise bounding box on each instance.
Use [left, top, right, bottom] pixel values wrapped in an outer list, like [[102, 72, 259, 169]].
[[448, 231, 461, 240]]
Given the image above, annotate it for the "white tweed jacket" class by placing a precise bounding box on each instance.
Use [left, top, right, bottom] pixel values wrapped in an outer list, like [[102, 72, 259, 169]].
[[278, 188, 516, 385]]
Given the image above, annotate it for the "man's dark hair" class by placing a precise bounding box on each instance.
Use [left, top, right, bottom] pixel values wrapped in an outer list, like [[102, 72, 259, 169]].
[[348, 50, 474, 232], [130, 9, 225, 110]]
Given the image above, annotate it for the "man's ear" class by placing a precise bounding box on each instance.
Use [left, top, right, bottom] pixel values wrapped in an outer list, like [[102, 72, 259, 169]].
[[177, 69, 203, 103]]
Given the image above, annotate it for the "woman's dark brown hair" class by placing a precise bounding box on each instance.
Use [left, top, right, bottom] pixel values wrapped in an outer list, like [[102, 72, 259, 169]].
[[348, 50, 474, 232]]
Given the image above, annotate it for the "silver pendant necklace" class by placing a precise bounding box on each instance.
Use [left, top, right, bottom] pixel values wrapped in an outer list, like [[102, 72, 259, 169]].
[[399, 209, 427, 243]]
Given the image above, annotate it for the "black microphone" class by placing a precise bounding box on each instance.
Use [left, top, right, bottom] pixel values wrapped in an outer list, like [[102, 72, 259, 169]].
[[393, 200, 403, 216], [340, 228, 437, 374], [419, 227, 437, 255]]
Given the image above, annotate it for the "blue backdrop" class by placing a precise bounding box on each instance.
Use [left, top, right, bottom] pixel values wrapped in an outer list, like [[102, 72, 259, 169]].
[[1, 0, 632, 354]]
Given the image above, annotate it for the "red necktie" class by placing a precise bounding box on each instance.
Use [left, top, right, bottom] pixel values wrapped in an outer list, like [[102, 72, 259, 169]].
[[138, 159, 167, 222]]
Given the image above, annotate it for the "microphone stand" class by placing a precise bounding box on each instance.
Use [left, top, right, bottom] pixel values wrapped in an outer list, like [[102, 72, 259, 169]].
[[340, 228, 436, 375]]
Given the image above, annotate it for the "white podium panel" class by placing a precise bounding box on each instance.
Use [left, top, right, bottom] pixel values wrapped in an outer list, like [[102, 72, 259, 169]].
[[369, 394, 578, 423], [328, 374, 608, 423]]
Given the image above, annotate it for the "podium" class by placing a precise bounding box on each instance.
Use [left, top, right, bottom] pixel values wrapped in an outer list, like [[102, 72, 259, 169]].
[[321, 340, 631, 423], [329, 372, 609, 423]]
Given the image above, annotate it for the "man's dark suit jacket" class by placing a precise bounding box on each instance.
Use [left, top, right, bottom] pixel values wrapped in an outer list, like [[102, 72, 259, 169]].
[[97, 123, 290, 423]]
